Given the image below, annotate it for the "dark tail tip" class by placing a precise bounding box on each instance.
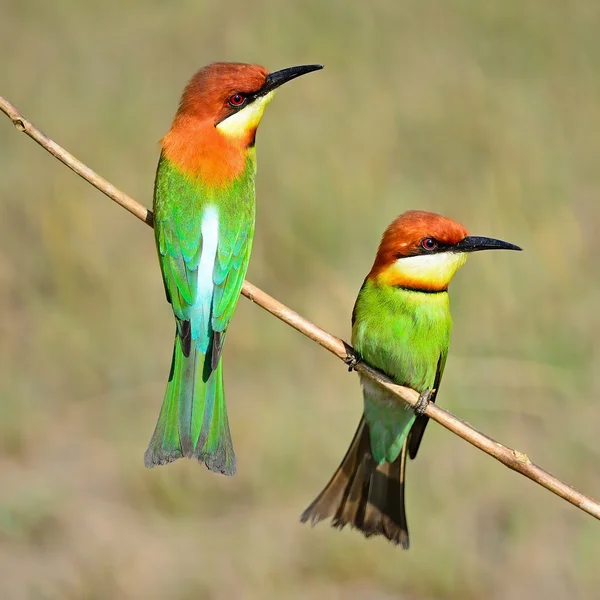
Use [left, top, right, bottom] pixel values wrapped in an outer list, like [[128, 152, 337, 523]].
[[143, 445, 236, 476], [300, 418, 410, 548], [144, 447, 183, 468], [198, 449, 236, 476]]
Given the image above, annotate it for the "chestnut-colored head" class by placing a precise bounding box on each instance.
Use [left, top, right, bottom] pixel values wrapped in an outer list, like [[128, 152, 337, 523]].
[[369, 210, 521, 292], [176, 62, 269, 127], [162, 61, 322, 184]]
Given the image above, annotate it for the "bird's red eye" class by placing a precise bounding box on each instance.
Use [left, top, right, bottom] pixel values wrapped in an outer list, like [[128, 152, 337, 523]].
[[421, 237, 437, 251], [228, 93, 246, 107]]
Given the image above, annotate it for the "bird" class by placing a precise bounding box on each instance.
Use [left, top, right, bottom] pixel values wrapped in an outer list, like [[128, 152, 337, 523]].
[[144, 62, 323, 476], [300, 210, 521, 548]]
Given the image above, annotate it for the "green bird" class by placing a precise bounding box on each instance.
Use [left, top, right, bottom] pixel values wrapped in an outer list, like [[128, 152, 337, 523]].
[[301, 210, 521, 547], [144, 62, 322, 475]]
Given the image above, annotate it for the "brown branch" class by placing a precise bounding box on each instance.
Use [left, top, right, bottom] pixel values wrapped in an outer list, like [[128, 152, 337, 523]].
[[2, 94, 599, 521]]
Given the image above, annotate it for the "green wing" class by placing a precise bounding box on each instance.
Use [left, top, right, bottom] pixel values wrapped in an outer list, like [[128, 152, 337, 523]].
[[153, 154, 255, 359], [407, 350, 447, 459], [210, 221, 253, 365]]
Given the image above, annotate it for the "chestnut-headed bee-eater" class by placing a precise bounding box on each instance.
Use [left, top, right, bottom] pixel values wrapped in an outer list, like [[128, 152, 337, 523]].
[[144, 62, 323, 475], [301, 210, 521, 547]]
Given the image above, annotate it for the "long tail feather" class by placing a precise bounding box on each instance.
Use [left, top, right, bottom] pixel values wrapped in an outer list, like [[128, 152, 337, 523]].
[[144, 332, 236, 475], [300, 416, 409, 548]]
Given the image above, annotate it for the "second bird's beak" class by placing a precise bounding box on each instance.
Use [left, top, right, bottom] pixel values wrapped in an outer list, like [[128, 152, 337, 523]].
[[259, 64, 323, 96], [454, 236, 523, 253]]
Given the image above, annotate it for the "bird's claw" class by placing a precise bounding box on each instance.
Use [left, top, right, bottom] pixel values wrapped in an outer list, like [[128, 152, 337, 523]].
[[344, 352, 361, 372], [414, 388, 433, 416]]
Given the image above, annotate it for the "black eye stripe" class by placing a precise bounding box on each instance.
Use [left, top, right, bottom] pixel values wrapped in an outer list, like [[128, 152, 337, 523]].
[[396, 240, 452, 259]]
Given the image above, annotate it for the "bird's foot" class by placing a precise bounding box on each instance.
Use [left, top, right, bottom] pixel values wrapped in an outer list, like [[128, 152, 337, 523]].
[[414, 388, 433, 416], [344, 350, 361, 372]]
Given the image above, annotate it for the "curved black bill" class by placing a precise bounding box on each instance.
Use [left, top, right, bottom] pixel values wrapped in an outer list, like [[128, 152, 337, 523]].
[[454, 236, 522, 253], [259, 64, 323, 96]]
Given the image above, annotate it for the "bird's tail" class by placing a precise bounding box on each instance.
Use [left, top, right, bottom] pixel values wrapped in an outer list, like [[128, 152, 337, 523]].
[[300, 416, 409, 548], [144, 331, 236, 475]]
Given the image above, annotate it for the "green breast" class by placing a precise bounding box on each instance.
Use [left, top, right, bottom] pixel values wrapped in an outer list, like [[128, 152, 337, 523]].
[[351, 278, 452, 392], [351, 278, 453, 463]]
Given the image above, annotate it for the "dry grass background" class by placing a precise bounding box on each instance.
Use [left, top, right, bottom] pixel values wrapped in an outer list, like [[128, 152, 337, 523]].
[[1, 1, 600, 598]]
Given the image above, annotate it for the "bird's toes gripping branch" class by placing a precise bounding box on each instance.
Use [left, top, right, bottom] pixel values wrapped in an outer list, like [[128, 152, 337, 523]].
[[343, 346, 361, 372], [413, 388, 434, 416]]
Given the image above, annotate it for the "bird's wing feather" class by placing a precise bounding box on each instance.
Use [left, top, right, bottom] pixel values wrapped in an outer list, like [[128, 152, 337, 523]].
[[156, 210, 199, 331], [407, 350, 447, 459], [155, 158, 254, 363], [210, 221, 253, 364]]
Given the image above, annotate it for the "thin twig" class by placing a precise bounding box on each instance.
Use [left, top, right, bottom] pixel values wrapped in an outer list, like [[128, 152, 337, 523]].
[[2, 94, 599, 521]]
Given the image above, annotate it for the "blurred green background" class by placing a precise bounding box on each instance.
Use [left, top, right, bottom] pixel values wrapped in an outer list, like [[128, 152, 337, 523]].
[[1, 1, 599, 598]]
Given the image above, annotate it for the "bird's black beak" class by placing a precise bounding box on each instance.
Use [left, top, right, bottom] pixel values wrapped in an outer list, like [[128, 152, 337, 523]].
[[258, 64, 323, 96], [454, 236, 522, 253]]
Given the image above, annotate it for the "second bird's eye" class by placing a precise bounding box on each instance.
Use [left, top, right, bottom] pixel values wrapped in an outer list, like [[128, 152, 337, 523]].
[[228, 93, 246, 107], [421, 237, 438, 251]]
